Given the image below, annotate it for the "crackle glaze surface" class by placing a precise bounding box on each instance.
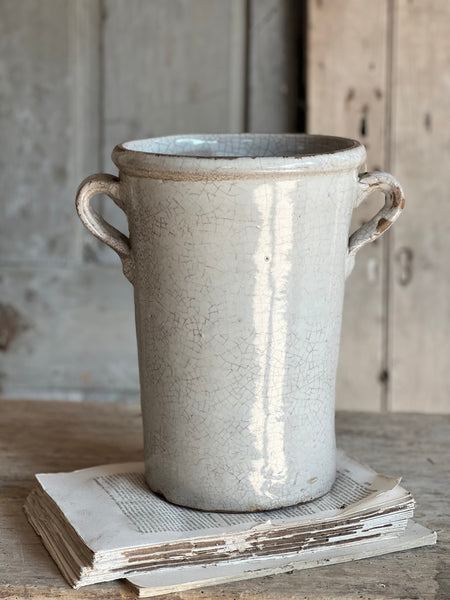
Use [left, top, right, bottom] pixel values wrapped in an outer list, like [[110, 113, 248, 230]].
[[76, 134, 405, 511]]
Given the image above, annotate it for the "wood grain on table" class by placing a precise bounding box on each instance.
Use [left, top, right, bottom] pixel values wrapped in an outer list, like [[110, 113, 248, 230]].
[[0, 400, 448, 599]]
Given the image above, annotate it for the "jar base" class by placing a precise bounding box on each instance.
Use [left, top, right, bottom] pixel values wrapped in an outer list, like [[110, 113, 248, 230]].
[[145, 471, 336, 514]]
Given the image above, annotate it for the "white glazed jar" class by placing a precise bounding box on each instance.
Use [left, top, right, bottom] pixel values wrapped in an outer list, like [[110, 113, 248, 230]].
[[76, 134, 405, 512]]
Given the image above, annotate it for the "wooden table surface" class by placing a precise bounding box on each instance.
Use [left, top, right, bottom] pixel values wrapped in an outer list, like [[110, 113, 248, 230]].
[[0, 400, 448, 600]]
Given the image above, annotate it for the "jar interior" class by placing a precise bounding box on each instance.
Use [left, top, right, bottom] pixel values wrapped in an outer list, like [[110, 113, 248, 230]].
[[122, 134, 359, 159]]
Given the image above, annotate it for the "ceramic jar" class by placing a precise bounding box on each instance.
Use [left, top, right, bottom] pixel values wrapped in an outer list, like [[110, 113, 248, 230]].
[[76, 134, 405, 511]]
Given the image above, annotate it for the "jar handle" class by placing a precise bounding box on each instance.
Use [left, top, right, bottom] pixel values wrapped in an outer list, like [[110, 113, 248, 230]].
[[346, 171, 405, 278], [76, 174, 135, 284]]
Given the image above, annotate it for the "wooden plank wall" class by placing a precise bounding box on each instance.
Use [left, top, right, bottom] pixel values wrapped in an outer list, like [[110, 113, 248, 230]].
[[2, 0, 449, 414], [247, 0, 300, 132], [308, 0, 450, 414], [0, 0, 249, 400], [308, 0, 390, 412], [0, 0, 295, 402], [390, 0, 450, 413]]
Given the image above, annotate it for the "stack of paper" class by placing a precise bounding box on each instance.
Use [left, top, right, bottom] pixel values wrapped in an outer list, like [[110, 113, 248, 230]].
[[24, 450, 436, 596], [127, 521, 436, 597]]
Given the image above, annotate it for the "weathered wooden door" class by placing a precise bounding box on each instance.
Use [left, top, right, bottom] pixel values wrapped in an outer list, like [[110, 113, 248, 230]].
[[308, 0, 450, 413], [2, 0, 449, 414], [0, 0, 296, 402]]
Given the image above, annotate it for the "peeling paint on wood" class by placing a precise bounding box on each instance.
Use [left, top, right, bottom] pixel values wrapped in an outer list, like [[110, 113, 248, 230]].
[[0, 0, 74, 263], [307, 0, 390, 411], [0, 303, 29, 351], [0, 0, 252, 402], [390, 0, 450, 413]]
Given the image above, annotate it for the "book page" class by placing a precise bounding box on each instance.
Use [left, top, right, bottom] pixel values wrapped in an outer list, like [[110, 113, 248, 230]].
[[94, 464, 384, 534], [35, 450, 409, 553]]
